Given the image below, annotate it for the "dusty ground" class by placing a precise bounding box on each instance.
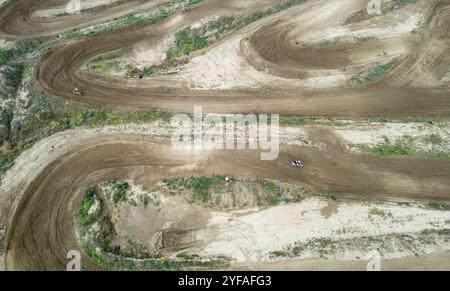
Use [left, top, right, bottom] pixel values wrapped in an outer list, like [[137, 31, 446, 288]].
[[0, 0, 449, 271], [94, 179, 450, 266], [1, 123, 450, 270], [33, 0, 124, 18], [1, 0, 445, 116]]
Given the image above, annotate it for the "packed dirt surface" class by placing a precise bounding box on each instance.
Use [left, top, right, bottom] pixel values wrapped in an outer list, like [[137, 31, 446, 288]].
[[33, 0, 124, 18], [0, 0, 450, 271], [0, 0, 169, 37], [25, 0, 448, 116], [1, 125, 450, 270]]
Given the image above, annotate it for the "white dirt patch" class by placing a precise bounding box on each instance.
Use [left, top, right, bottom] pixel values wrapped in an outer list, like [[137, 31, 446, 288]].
[[297, 0, 429, 45], [443, 71, 450, 82], [333, 121, 450, 153], [200, 197, 450, 263], [171, 37, 261, 90], [169, 36, 348, 90], [126, 36, 174, 70], [301, 13, 423, 46], [0, 39, 13, 50], [33, 0, 122, 17]]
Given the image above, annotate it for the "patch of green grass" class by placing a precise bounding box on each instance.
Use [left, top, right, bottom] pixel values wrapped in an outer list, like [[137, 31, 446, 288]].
[[290, 237, 337, 258], [185, 176, 213, 203], [399, 0, 418, 5], [75, 187, 101, 236], [34, 107, 173, 131], [176, 252, 200, 260], [423, 133, 444, 145], [0, 153, 17, 175], [92, 50, 127, 63], [164, 176, 306, 208], [352, 60, 395, 83], [87, 50, 128, 73], [0, 40, 40, 68], [353, 135, 450, 158], [355, 136, 413, 156], [369, 208, 394, 219], [82, 231, 228, 270], [2, 62, 26, 89], [107, 180, 130, 205], [269, 250, 288, 258], [427, 201, 450, 211], [353, 36, 376, 43], [64, 0, 203, 39], [166, 176, 235, 203], [88, 60, 120, 73], [164, 176, 230, 203], [319, 39, 332, 47], [166, 28, 209, 59], [269, 197, 281, 206], [279, 116, 351, 127], [263, 180, 276, 193], [142, 196, 150, 208], [279, 116, 315, 126], [0, 106, 13, 141]]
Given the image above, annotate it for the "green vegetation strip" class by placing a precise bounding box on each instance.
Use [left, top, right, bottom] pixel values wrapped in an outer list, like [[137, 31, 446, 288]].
[[427, 201, 450, 211], [352, 135, 450, 158], [0, 40, 40, 68], [64, 0, 202, 39], [270, 229, 450, 259], [164, 176, 305, 207]]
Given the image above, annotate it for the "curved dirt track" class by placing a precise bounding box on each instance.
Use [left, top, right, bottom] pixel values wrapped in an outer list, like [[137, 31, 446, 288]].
[[0, 0, 282, 38], [3, 128, 450, 270], [32, 0, 450, 117], [0, 0, 168, 38], [1, 0, 450, 271]]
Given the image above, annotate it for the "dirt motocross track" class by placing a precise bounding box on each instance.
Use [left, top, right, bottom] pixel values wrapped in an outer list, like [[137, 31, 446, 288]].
[[0, 0, 450, 270]]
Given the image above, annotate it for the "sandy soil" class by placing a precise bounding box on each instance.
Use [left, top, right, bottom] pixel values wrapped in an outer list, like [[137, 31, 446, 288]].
[[1, 122, 450, 270], [238, 251, 450, 271], [333, 121, 450, 153], [0, 0, 170, 37], [107, 183, 450, 265], [69, 0, 448, 92], [0, 38, 12, 49], [200, 198, 450, 263], [33, 0, 123, 17], [0, 0, 449, 271], [25, 0, 449, 117]]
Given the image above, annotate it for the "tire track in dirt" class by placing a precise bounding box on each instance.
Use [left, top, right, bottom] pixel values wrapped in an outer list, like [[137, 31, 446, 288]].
[[0, 0, 172, 38], [1, 0, 450, 270], [31, 0, 450, 117], [2, 128, 450, 270]]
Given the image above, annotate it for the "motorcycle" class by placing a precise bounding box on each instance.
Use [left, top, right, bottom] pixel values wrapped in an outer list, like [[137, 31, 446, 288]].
[[291, 160, 303, 169], [73, 88, 83, 96]]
